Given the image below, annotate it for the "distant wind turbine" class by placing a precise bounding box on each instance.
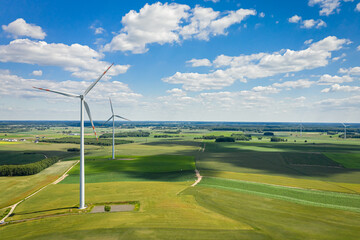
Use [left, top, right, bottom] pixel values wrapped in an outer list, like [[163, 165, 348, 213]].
[[102, 97, 130, 159], [299, 122, 304, 137], [342, 123, 349, 140], [33, 63, 113, 209]]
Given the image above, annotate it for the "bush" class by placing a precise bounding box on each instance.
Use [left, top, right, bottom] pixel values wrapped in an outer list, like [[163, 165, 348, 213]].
[[67, 148, 80, 152], [270, 137, 285, 142], [264, 132, 274, 136], [104, 205, 111, 212], [215, 137, 235, 142], [231, 134, 251, 141]]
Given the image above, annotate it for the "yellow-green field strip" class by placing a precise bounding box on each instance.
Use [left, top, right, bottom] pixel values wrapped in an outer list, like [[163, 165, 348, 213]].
[[199, 177, 360, 213]]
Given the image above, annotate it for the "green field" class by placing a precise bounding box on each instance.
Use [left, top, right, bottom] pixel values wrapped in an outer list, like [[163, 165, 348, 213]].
[[0, 151, 45, 165], [1, 127, 360, 239], [61, 155, 196, 183]]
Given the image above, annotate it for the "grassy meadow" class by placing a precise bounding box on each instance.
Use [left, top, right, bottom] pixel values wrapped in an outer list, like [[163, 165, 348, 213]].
[[1, 124, 360, 239]]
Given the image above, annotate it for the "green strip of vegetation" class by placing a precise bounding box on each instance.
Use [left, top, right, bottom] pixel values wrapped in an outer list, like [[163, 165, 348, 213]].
[[40, 137, 133, 146], [324, 153, 360, 169], [199, 177, 360, 212], [0, 157, 59, 176], [99, 131, 150, 138]]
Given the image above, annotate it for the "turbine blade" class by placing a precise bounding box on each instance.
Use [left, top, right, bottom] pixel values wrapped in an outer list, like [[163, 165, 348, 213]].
[[114, 115, 131, 121], [83, 63, 114, 96], [101, 115, 114, 126], [109, 97, 114, 115], [33, 87, 79, 98], [84, 100, 98, 140]]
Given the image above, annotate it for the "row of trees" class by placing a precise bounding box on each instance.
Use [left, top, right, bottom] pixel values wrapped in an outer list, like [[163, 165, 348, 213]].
[[0, 157, 59, 176], [100, 131, 150, 138], [40, 137, 133, 146]]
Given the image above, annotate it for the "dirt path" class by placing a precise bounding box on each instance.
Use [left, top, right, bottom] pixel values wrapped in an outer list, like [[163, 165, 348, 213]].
[[191, 143, 205, 187], [191, 169, 203, 187], [0, 160, 79, 224]]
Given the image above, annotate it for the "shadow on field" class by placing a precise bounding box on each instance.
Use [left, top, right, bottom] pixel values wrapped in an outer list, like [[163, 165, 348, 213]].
[[12, 206, 77, 216], [194, 142, 360, 182], [0, 150, 77, 165]]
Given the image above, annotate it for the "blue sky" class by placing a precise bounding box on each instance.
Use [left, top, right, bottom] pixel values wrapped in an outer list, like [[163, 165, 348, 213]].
[[0, 0, 359, 122]]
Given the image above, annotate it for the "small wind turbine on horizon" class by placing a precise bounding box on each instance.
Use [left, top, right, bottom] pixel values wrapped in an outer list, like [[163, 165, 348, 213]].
[[342, 123, 349, 140], [102, 97, 130, 160], [299, 122, 304, 137], [33, 63, 114, 209]]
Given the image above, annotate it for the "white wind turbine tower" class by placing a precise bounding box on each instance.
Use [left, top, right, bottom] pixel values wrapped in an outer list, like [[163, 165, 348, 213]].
[[33, 63, 113, 209], [342, 123, 349, 140], [103, 97, 130, 160], [299, 122, 304, 137]]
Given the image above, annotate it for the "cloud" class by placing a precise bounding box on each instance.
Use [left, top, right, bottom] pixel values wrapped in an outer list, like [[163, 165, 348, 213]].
[[102, 2, 256, 53], [186, 58, 212, 67], [304, 39, 313, 44], [356, 3, 360, 11], [339, 67, 360, 75], [259, 12, 265, 18], [163, 36, 349, 91], [288, 15, 302, 23], [32, 70, 42, 76], [162, 70, 236, 91], [2, 18, 46, 39], [273, 79, 315, 89], [166, 88, 186, 96], [204, 0, 220, 3], [0, 39, 130, 80], [252, 85, 280, 93], [0, 69, 141, 103], [316, 95, 360, 110], [318, 74, 353, 85], [301, 19, 326, 28], [288, 15, 326, 29], [357, 45, 360, 51], [321, 84, 360, 92], [308, 0, 354, 16]]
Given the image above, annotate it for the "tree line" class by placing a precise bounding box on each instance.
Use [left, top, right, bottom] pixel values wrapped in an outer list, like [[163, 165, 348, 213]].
[[40, 137, 133, 146], [0, 157, 59, 176], [99, 131, 150, 138]]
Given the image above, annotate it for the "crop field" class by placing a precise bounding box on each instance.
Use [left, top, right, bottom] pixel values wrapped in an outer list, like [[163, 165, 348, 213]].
[[61, 155, 196, 183], [1, 125, 360, 239], [0, 151, 45, 165]]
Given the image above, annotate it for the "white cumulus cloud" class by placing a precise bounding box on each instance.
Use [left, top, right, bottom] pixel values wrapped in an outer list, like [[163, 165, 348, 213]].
[[289, 15, 326, 29], [102, 2, 256, 54], [339, 67, 360, 75], [32, 70, 42, 76], [317, 74, 353, 85], [0, 69, 141, 103], [2, 18, 46, 39], [163, 36, 350, 91], [0, 39, 130, 80], [288, 15, 302, 23], [186, 58, 212, 67], [321, 84, 360, 92], [356, 3, 360, 11], [308, 0, 354, 16], [273, 79, 315, 89]]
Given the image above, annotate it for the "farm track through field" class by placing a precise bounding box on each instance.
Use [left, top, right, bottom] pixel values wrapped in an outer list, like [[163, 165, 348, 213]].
[[0, 160, 79, 225]]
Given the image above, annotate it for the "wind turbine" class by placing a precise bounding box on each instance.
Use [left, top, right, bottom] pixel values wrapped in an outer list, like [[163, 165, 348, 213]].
[[33, 63, 113, 209], [299, 122, 304, 137], [342, 123, 349, 140], [103, 98, 130, 159]]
